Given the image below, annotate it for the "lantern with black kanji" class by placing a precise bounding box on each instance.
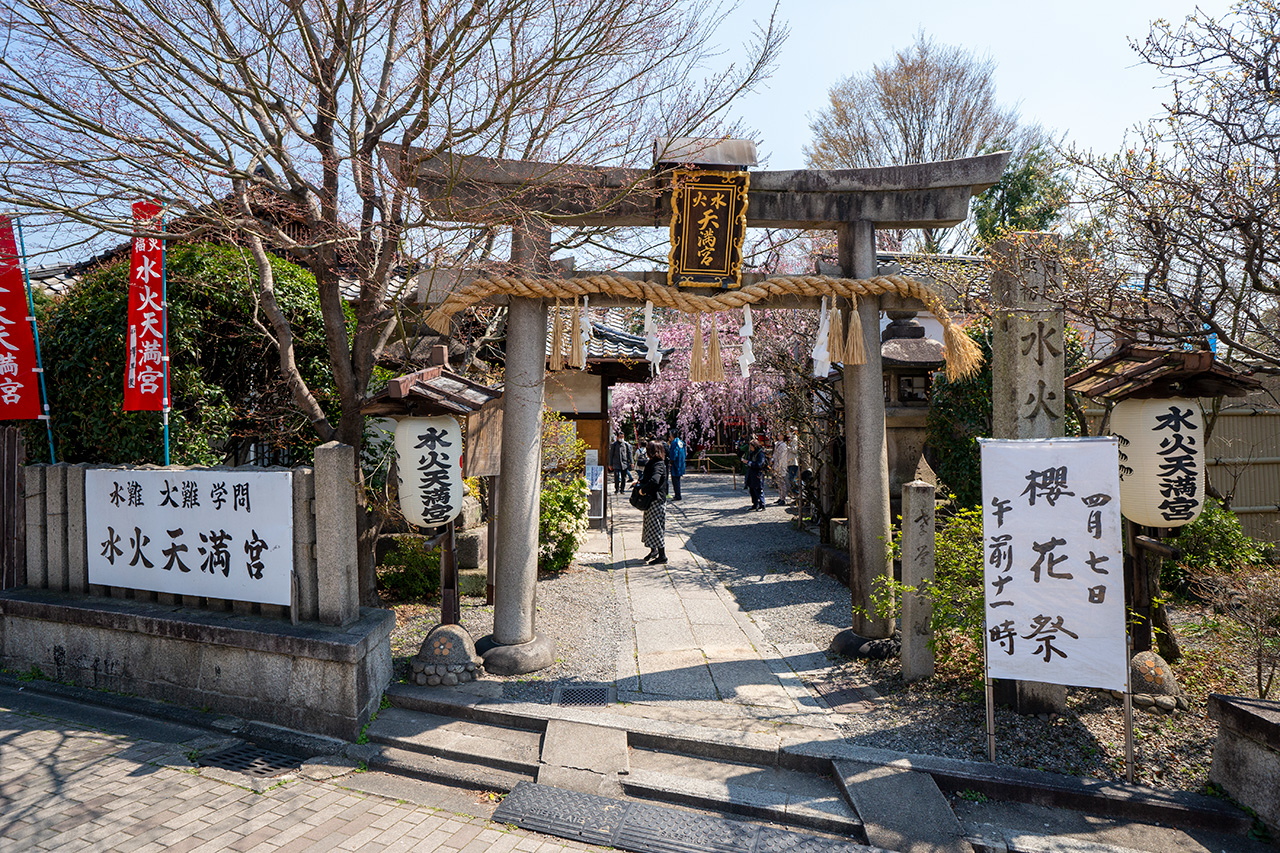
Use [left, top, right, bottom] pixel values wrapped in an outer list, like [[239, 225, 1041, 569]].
[[394, 415, 465, 528], [1110, 398, 1204, 528]]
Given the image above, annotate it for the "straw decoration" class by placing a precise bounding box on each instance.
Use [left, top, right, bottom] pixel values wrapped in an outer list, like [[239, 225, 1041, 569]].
[[844, 295, 867, 366], [569, 297, 585, 369], [706, 312, 725, 382], [550, 299, 565, 372], [689, 315, 705, 382], [827, 304, 845, 364]]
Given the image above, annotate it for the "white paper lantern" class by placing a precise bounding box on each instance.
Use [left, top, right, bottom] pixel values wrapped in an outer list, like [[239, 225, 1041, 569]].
[[395, 416, 465, 527], [1109, 398, 1204, 528]]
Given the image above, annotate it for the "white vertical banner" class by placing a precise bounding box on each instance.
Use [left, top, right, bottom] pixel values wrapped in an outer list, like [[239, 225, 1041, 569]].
[[979, 438, 1128, 692], [395, 416, 464, 527], [86, 469, 294, 605]]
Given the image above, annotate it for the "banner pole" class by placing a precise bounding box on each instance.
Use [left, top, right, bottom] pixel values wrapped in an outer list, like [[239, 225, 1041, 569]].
[[1125, 631, 1135, 784], [160, 209, 170, 466], [14, 217, 56, 463]]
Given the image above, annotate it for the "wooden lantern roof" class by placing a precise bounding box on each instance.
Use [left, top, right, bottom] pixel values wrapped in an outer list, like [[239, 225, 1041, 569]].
[[1065, 343, 1262, 401], [360, 346, 500, 417]]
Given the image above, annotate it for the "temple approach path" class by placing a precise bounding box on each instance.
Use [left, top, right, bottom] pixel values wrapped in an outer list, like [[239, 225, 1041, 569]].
[[609, 472, 844, 731]]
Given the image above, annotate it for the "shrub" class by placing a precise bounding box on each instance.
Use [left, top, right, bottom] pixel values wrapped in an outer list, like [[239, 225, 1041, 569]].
[[377, 535, 442, 600], [10, 243, 336, 465], [539, 477, 588, 573], [1165, 498, 1265, 593]]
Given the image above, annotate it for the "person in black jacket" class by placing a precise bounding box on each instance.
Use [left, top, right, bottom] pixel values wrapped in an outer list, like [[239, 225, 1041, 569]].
[[608, 433, 634, 494], [638, 440, 669, 564], [743, 437, 767, 511]]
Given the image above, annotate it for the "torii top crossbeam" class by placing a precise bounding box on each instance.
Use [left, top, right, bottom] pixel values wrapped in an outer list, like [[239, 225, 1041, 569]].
[[387, 146, 1008, 230]]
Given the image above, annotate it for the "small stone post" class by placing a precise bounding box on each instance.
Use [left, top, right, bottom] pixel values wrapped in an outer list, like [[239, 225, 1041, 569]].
[[25, 464, 45, 590], [44, 462, 68, 592], [314, 441, 359, 626], [901, 480, 935, 683], [991, 232, 1068, 714], [66, 464, 89, 594]]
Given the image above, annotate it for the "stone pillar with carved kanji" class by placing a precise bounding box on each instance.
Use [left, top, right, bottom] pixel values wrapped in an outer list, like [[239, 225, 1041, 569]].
[[990, 232, 1068, 714]]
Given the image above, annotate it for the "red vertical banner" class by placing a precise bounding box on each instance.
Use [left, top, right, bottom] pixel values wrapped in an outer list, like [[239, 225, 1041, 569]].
[[0, 216, 42, 419], [123, 202, 166, 412]]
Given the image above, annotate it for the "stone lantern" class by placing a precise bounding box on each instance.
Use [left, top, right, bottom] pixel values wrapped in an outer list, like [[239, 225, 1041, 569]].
[[881, 311, 945, 519]]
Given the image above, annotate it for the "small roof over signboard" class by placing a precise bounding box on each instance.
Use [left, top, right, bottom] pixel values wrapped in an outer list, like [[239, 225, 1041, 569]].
[[1065, 343, 1262, 401], [654, 137, 758, 168], [360, 346, 500, 417]]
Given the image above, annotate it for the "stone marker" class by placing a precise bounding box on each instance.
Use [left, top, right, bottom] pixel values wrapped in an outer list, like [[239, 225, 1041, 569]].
[[990, 232, 1068, 715], [901, 480, 935, 683]]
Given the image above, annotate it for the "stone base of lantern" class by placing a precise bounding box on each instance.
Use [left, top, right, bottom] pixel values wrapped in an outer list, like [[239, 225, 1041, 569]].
[[410, 624, 484, 687]]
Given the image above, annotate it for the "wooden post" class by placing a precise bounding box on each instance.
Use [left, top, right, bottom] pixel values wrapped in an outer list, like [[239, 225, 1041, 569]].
[[486, 475, 497, 605], [441, 519, 459, 625]]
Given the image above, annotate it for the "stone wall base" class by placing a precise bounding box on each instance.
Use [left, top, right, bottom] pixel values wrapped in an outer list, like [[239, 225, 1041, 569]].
[[1208, 694, 1280, 832], [0, 589, 393, 741], [813, 543, 850, 586]]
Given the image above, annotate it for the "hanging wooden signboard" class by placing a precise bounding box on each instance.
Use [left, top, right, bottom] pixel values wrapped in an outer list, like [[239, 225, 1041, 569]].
[[668, 168, 749, 288]]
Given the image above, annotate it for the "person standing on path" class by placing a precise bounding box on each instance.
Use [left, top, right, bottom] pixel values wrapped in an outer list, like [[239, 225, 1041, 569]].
[[743, 437, 767, 511], [639, 440, 669, 563], [772, 434, 795, 505], [667, 430, 687, 501], [608, 433, 634, 494]]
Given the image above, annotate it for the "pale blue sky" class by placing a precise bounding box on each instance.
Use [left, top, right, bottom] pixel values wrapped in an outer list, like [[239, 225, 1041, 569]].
[[719, 0, 1236, 168]]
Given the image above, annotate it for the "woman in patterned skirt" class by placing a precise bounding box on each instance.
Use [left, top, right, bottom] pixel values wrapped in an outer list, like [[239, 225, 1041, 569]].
[[638, 440, 669, 564]]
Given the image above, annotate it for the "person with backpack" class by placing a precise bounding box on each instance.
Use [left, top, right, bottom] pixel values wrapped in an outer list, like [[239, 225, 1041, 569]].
[[637, 440, 669, 564]]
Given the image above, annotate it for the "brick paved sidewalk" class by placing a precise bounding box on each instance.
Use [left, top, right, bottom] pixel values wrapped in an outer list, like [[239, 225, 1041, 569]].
[[0, 705, 603, 853]]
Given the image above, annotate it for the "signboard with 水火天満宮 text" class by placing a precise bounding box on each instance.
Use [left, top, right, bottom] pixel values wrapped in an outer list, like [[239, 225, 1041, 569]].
[[979, 438, 1128, 692], [86, 468, 294, 605], [668, 168, 749, 288]]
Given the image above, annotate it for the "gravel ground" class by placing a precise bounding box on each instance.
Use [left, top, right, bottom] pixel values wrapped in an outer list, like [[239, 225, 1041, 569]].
[[386, 473, 1264, 796]]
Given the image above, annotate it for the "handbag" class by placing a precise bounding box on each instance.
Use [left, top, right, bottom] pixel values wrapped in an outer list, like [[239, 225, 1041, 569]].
[[629, 482, 654, 511]]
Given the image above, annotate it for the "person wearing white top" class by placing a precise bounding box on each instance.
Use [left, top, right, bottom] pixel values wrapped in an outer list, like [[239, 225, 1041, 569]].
[[772, 435, 796, 505]]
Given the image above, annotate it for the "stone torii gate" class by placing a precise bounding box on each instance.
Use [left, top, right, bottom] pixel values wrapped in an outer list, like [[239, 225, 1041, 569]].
[[397, 146, 1009, 674]]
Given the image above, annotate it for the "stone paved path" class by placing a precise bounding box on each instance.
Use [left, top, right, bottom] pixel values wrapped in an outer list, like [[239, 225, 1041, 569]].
[[610, 473, 836, 729], [0, 701, 603, 853]]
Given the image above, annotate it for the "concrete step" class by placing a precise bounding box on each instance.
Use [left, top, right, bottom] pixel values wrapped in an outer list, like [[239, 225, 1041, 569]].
[[835, 759, 970, 853], [368, 743, 533, 792], [624, 747, 863, 838], [365, 706, 543, 776]]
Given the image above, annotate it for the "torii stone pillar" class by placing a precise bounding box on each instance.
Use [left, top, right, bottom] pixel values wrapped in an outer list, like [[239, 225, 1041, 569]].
[[480, 225, 556, 675], [839, 221, 893, 640]]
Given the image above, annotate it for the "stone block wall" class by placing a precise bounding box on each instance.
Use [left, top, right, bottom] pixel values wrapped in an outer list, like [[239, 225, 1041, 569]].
[[0, 589, 393, 739], [3, 442, 392, 740]]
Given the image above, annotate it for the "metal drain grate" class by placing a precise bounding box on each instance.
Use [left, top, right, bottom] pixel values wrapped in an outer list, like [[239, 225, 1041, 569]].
[[494, 782, 866, 853], [559, 685, 610, 707], [197, 744, 302, 778]]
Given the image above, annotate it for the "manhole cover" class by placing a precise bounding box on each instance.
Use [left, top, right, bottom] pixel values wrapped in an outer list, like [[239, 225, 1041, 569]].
[[197, 744, 301, 778], [559, 685, 610, 706]]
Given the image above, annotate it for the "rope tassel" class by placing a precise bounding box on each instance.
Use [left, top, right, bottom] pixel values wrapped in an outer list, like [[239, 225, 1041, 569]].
[[844, 295, 867, 366], [707, 312, 725, 382], [827, 305, 845, 364], [550, 299, 565, 372], [689, 315, 705, 382]]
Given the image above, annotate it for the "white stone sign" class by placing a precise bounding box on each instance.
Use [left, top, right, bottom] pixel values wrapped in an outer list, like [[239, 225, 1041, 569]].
[[395, 416, 464, 527], [979, 438, 1128, 692], [86, 469, 294, 605]]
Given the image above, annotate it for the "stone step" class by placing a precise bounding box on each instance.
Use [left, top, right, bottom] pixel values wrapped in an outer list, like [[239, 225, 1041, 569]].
[[365, 706, 543, 776], [834, 759, 970, 853], [368, 743, 534, 793], [626, 746, 859, 835]]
